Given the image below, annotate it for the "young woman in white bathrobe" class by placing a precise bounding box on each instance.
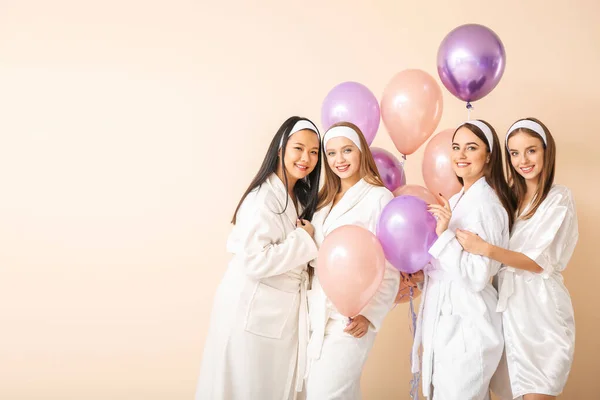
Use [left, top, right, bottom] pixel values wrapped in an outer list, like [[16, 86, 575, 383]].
[[409, 120, 515, 400], [195, 117, 323, 400], [456, 118, 578, 400], [304, 122, 400, 400]]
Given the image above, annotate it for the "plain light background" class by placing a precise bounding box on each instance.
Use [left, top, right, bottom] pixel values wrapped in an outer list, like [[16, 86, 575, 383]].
[[0, 1, 598, 399]]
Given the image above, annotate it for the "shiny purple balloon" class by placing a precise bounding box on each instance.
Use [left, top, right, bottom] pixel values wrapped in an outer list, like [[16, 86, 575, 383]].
[[377, 195, 437, 274], [437, 24, 506, 103], [321, 81, 380, 145], [371, 147, 406, 192]]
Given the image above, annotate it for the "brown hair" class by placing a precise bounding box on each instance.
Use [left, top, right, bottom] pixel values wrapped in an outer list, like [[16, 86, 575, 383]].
[[504, 117, 556, 220], [316, 122, 384, 210], [453, 120, 516, 229]]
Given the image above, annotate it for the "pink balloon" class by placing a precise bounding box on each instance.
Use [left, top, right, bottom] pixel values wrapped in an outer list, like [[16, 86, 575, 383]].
[[422, 128, 462, 199], [321, 81, 381, 145], [371, 147, 406, 192], [317, 225, 385, 317], [381, 69, 443, 155], [393, 184, 441, 205]]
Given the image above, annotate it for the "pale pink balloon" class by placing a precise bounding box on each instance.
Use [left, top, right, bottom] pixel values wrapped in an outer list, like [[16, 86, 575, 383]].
[[381, 69, 444, 155], [422, 128, 462, 199], [393, 184, 442, 205], [316, 225, 385, 318]]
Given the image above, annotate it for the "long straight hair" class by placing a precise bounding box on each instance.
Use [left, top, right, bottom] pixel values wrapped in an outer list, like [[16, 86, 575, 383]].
[[504, 117, 556, 220], [454, 120, 516, 229], [317, 122, 384, 210], [231, 116, 322, 224]]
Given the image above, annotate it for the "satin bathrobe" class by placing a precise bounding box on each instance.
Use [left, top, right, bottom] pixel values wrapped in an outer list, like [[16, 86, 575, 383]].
[[493, 185, 578, 399]]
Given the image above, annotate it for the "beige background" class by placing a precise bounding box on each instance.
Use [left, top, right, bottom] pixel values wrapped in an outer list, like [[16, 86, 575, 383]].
[[0, 1, 598, 399]]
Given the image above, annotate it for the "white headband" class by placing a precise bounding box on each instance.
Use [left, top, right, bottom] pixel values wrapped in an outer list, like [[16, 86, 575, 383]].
[[279, 119, 320, 148], [506, 120, 547, 148], [322, 125, 363, 151], [458, 120, 494, 152]]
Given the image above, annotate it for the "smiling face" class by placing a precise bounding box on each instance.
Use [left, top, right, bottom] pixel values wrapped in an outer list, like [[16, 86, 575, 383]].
[[507, 130, 545, 184], [451, 126, 489, 184], [324, 136, 361, 181], [280, 129, 320, 180]]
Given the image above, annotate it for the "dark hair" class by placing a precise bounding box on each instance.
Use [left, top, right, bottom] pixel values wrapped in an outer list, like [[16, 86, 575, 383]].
[[453, 120, 516, 229], [231, 116, 322, 224], [504, 117, 556, 220], [317, 122, 384, 210]]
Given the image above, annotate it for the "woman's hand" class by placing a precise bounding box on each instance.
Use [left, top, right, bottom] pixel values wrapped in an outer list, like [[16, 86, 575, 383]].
[[456, 229, 489, 256], [344, 315, 370, 338], [297, 219, 314, 237], [428, 194, 452, 236]]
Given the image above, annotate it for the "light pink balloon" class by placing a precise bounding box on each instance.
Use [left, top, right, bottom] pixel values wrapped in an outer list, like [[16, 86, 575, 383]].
[[422, 128, 462, 199], [393, 184, 441, 205], [317, 225, 385, 318], [381, 69, 444, 155]]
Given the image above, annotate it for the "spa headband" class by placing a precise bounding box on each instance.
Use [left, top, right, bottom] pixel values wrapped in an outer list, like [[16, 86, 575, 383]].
[[459, 120, 494, 152], [279, 119, 320, 148], [505, 119, 547, 148], [322, 125, 363, 151]]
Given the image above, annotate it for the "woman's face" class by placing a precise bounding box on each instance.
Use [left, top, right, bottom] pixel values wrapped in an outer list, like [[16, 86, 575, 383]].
[[451, 126, 489, 183], [281, 129, 320, 180], [507, 130, 545, 183], [325, 136, 361, 180]]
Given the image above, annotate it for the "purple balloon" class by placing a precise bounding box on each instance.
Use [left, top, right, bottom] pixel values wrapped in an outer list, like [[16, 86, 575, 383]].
[[437, 24, 506, 103], [377, 196, 437, 273], [371, 147, 406, 192], [321, 81, 380, 145]]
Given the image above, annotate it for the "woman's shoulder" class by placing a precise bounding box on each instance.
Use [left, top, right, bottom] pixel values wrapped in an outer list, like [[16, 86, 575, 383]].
[[366, 184, 394, 203]]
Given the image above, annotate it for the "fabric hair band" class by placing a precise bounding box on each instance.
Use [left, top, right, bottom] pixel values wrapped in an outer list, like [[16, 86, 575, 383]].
[[459, 120, 494, 152], [322, 126, 363, 151], [279, 120, 320, 149], [506, 119, 547, 148]]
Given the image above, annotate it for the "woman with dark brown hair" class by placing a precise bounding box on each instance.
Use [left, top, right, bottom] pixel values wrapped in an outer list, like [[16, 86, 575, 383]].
[[304, 122, 399, 400], [457, 118, 579, 400], [408, 120, 512, 399]]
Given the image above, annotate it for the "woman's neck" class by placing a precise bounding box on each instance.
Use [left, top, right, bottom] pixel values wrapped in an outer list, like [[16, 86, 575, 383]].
[[333, 174, 361, 206], [523, 176, 540, 207]]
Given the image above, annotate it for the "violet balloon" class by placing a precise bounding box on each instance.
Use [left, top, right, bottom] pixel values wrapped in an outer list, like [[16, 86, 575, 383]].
[[377, 196, 437, 274], [321, 81, 380, 145], [437, 24, 506, 103], [371, 147, 406, 192]]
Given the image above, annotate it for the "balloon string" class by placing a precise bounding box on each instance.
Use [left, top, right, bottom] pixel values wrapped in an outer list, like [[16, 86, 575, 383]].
[[409, 287, 420, 400], [466, 102, 473, 120]]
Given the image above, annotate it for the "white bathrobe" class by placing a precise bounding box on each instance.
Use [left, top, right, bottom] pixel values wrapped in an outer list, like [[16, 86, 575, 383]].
[[305, 179, 400, 400], [491, 185, 578, 399], [195, 173, 319, 400], [412, 177, 509, 400]]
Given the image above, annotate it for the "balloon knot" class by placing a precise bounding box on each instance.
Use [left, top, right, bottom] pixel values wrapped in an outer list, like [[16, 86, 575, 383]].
[[466, 102, 473, 110]]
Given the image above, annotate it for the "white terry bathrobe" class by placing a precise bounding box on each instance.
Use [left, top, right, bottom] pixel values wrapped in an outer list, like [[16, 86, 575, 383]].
[[412, 177, 509, 400], [195, 173, 319, 400], [491, 185, 578, 399], [305, 179, 400, 400]]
